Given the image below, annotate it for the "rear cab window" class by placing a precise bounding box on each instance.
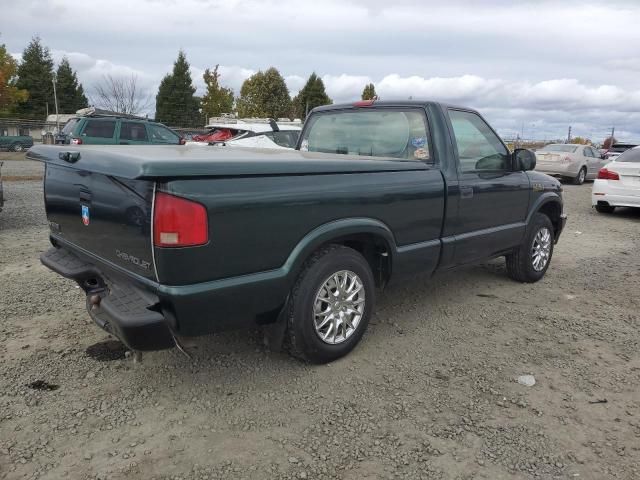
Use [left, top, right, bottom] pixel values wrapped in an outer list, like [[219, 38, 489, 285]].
[[300, 109, 432, 162]]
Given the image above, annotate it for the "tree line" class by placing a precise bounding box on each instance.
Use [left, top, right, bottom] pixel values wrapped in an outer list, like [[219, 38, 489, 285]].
[[1, 36, 380, 127]]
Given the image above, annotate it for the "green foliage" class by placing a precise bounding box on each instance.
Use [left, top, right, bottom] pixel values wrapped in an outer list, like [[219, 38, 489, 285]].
[[292, 73, 332, 119], [361, 83, 376, 100], [55, 57, 88, 113], [0, 43, 28, 113], [15, 36, 54, 117], [570, 136, 591, 145], [201, 65, 234, 118], [155, 50, 200, 127], [236, 67, 291, 118]]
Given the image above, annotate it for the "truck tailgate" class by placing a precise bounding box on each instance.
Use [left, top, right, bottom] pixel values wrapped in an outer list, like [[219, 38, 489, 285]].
[[43, 161, 156, 280]]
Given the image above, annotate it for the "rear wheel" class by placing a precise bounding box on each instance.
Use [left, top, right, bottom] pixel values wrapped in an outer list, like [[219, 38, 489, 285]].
[[506, 213, 554, 283], [286, 245, 375, 363], [595, 204, 615, 214], [11, 143, 24, 152], [573, 167, 586, 185]]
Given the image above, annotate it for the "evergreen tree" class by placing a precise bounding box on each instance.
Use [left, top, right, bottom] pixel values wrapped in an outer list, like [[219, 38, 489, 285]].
[[0, 43, 28, 114], [55, 57, 88, 113], [361, 83, 376, 100], [15, 36, 54, 117], [236, 67, 290, 118], [293, 73, 331, 119], [155, 50, 200, 127], [201, 65, 234, 118]]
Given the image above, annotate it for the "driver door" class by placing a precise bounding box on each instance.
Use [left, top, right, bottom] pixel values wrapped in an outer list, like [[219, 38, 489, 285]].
[[448, 109, 530, 265]]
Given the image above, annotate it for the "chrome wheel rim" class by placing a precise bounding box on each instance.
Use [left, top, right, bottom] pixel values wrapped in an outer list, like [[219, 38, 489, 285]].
[[531, 227, 552, 271], [313, 270, 365, 345], [579, 169, 585, 183]]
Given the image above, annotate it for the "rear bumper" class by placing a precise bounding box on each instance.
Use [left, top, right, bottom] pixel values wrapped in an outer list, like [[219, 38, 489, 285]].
[[592, 179, 640, 208], [41, 247, 176, 351], [536, 164, 578, 178]]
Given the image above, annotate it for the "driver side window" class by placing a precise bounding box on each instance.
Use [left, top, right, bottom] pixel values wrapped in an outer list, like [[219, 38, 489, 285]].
[[449, 110, 509, 172]]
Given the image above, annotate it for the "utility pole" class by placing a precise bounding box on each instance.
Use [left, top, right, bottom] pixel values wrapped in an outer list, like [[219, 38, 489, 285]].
[[567, 126, 572, 144], [610, 126, 615, 146], [52, 73, 60, 134]]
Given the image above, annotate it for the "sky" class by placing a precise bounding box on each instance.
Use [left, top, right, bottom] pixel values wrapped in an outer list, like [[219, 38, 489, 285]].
[[2, 0, 640, 141]]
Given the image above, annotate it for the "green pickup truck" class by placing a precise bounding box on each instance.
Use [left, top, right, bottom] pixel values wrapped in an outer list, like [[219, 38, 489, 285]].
[[29, 100, 566, 364], [0, 135, 34, 152]]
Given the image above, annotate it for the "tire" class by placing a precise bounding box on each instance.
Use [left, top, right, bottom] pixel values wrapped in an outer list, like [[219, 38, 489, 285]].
[[286, 245, 375, 363], [595, 204, 615, 214], [506, 213, 554, 283], [11, 143, 24, 152], [573, 167, 586, 185]]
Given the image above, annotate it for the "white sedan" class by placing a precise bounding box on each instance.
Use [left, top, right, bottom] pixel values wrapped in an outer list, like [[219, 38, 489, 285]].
[[592, 146, 640, 213]]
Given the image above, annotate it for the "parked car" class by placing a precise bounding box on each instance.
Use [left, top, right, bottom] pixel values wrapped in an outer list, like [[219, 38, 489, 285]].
[[29, 100, 566, 364], [592, 145, 640, 213], [55, 108, 184, 146], [534, 144, 607, 185], [0, 134, 34, 152], [602, 142, 638, 162], [187, 118, 301, 149]]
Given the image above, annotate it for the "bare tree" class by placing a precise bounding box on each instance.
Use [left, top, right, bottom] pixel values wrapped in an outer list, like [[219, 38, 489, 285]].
[[91, 74, 150, 115]]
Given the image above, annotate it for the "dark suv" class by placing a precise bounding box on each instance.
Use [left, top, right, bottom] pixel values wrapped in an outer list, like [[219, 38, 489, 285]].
[[56, 108, 183, 146]]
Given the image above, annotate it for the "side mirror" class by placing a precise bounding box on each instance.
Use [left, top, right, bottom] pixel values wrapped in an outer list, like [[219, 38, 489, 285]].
[[513, 148, 536, 171]]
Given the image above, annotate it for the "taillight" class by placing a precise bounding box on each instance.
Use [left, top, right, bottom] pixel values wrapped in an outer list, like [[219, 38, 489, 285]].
[[597, 168, 620, 180], [71, 138, 83, 145], [561, 155, 571, 163], [153, 192, 208, 247], [179, 137, 186, 145]]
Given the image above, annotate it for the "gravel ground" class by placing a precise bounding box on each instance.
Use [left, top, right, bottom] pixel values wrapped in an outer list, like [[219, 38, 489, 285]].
[[1, 161, 639, 480]]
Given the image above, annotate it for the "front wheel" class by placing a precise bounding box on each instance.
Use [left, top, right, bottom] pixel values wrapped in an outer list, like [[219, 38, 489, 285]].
[[506, 213, 554, 283], [573, 167, 586, 185], [11, 143, 24, 152], [286, 245, 375, 363]]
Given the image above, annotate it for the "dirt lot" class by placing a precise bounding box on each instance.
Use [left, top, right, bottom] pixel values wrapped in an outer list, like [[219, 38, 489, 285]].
[[1, 156, 639, 480]]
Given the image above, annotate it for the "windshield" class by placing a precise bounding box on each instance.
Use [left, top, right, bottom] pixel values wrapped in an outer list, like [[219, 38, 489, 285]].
[[61, 118, 79, 135], [616, 148, 640, 163], [301, 109, 431, 161], [540, 145, 577, 153]]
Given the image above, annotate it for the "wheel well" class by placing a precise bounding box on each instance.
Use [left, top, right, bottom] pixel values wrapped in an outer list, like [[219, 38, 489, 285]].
[[320, 234, 392, 288], [537, 201, 562, 237]]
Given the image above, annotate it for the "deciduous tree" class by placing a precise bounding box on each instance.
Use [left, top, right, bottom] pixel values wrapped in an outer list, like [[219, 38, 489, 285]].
[[236, 67, 290, 118], [155, 50, 200, 127], [603, 136, 617, 149], [93, 74, 149, 115], [201, 65, 234, 118], [0, 43, 27, 113]]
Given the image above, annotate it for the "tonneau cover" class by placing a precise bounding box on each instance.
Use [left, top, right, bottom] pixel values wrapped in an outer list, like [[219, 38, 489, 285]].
[[27, 145, 428, 180]]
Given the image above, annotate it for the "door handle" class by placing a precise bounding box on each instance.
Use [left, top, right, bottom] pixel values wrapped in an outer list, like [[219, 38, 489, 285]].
[[460, 186, 474, 199]]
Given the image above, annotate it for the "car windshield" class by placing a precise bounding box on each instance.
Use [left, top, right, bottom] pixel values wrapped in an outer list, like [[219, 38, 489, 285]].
[[540, 145, 577, 153], [61, 118, 79, 135], [616, 148, 640, 163], [301, 109, 430, 161]]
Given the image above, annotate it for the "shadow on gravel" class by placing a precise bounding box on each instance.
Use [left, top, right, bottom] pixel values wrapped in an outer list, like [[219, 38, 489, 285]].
[[27, 380, 59, 391], [85, 339, 128, 361]]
